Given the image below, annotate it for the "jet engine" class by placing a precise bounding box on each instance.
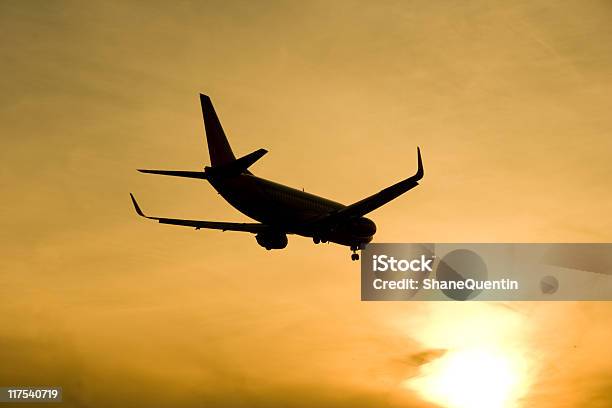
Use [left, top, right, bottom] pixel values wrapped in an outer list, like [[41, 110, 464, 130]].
[[256, 232, 288, 250]]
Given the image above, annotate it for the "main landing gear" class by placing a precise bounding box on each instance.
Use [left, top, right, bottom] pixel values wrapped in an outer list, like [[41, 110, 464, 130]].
[[350, 245, 360, 261]]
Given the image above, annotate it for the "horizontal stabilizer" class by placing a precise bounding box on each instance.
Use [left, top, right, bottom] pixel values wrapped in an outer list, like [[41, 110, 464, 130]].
[[211, 148, 268, 175], [234, 148, 268, 170], [129, 193, 270, 233], [137, 169, 208, 179]]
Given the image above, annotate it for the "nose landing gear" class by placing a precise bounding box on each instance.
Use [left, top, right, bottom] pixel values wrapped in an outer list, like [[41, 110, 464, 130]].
[[350, 245, 360, 261]]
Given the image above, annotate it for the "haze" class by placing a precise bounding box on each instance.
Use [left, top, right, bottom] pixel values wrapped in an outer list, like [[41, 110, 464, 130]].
[[1, 1, 611, 407]]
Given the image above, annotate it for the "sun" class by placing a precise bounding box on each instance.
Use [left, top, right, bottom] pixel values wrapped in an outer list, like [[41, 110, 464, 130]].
[[408, 346, 526, 408], [398, 304, 533, 408]]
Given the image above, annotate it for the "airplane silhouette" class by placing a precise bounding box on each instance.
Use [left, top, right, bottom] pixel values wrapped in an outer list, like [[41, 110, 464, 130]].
[[130, 94, 424, 260]]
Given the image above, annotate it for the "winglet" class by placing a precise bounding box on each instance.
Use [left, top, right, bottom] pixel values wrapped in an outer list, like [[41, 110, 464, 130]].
[[414, 147, 424, 180], [130, 193, 146, 217]]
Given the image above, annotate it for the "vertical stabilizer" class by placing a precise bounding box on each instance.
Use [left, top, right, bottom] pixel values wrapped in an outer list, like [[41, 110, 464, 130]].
[[200, 94, 236, 166]]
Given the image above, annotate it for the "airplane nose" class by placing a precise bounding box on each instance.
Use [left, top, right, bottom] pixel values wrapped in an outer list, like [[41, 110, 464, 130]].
[[355, 218, 376, 236], [364, 218, 377, 235]]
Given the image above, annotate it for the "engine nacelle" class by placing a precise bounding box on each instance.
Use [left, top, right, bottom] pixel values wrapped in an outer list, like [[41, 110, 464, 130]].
[[256, 232, 288, 250]]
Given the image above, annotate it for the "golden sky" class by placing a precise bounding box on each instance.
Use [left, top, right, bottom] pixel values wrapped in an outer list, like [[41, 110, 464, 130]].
[[1, 1, 612, 407]]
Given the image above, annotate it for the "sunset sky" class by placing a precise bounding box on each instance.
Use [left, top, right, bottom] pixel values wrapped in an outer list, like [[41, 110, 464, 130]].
[[1, 1, 612, 407]]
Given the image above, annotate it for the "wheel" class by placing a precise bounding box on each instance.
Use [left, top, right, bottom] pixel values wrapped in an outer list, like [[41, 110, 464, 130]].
[[351, 253, 359, 261], [313, 237, 320, 244]]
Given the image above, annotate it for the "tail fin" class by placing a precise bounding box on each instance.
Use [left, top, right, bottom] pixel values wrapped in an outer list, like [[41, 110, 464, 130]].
[[200, 94, 236, 167]]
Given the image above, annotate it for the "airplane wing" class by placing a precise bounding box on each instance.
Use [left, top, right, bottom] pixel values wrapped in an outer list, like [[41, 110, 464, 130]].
[[323, 147, 423, 222], [129, 193, 270, 233]]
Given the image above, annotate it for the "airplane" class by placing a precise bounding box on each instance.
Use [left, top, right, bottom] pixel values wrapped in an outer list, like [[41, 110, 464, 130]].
[[130, 94, 424, 261]]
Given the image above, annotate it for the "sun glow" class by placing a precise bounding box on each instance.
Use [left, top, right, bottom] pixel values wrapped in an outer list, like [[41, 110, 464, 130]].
[[401, 304, 534, 408], [409, 346, 525, 408]]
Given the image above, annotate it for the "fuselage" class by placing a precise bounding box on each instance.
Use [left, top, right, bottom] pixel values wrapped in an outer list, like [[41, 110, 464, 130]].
[[205, 168, 376, 247]]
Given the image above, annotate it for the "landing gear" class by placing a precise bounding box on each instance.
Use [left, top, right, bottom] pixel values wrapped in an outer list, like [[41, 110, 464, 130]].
[[350, 244, 360, 261], [313, 236, 327, 244]]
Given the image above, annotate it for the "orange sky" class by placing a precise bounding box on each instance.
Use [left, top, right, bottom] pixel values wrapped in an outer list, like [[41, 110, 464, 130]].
[[1, 1, 612, 407]]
